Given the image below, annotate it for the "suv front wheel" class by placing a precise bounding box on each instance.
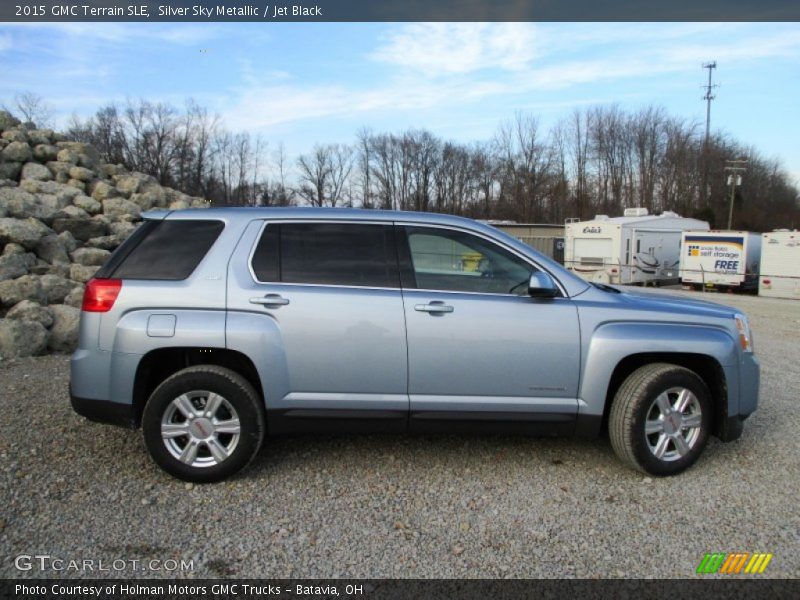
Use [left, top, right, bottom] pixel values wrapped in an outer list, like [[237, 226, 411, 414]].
[[142, 366, 265, 483], [609, 363, 712, 476]]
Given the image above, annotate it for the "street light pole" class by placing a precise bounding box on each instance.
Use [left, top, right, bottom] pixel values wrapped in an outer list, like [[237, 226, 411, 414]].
[[725, 159, 747, 230]]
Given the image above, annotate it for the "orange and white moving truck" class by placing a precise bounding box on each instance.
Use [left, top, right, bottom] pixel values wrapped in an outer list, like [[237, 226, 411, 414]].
[[679, 231, 762, 291]]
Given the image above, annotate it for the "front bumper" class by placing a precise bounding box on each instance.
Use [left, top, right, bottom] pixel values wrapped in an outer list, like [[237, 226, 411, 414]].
[[718, 353, 760, 443], [738, 353, 760, 417]]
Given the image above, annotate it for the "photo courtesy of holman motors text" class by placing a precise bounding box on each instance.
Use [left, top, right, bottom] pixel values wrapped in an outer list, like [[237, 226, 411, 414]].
[[14, 584, 364, 597]]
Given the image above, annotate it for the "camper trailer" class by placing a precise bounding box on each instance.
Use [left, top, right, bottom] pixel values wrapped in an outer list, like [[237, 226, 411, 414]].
[[564, 208, 709, 285], [759, 230, 800, 299], [679, 231, 762, 291]]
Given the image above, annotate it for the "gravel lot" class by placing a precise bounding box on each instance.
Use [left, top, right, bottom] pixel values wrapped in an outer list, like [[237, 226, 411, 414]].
[[1, 288, 798, 579]]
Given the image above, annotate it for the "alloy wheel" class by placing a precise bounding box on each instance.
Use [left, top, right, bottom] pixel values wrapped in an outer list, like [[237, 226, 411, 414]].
[[644, 387, 703, 462], [160, 390, 241, 468]]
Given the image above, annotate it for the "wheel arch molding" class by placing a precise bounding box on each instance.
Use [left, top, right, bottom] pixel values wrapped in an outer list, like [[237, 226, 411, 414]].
[[578, 322, 737, 437], [131, 346, 264, 428]]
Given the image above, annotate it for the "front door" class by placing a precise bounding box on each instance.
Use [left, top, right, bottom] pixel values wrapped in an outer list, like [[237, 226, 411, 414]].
[[398, 225, 581, 434]]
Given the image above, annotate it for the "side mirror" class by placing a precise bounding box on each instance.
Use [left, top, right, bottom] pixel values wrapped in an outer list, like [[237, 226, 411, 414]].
[[528, 271, 558, 298]]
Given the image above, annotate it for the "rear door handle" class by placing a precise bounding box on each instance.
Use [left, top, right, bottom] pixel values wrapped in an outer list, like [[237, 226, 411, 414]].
[[249, 294, 290, 308], [414, 302, 454, 314]]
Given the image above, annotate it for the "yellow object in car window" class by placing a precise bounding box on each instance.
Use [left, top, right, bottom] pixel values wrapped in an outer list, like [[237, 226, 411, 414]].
[[461, 252, 484, 272]]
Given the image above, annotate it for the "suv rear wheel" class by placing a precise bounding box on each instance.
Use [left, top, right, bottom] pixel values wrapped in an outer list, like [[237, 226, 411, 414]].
[[609, 363, 712, 476], [142, 366, 265, 482]]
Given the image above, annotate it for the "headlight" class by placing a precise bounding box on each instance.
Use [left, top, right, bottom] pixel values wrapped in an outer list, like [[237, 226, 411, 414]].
[[734, 313, 753, 353]]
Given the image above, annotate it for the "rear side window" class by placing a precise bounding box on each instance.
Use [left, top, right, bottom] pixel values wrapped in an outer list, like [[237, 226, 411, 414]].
[[251, 222, 399, 288], [99, 220, 224, 280]]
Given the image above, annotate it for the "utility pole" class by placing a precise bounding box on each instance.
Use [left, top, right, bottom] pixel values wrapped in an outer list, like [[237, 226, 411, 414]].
[[701, 61, 718, 207], [725, 159, 747, 229]]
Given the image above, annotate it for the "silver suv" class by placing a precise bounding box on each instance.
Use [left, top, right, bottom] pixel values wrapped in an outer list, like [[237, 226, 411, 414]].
[[70, 208, 759, 482]]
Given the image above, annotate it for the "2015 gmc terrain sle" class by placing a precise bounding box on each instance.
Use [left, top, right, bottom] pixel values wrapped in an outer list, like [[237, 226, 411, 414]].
[[70, 208, 759, 482]]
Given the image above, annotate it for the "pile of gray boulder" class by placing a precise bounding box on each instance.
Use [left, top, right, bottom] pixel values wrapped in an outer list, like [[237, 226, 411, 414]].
[[0, 110, 208, 359]]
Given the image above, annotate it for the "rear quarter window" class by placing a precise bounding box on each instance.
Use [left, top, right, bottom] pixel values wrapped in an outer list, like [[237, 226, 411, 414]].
[[98, 219, 225, 280]]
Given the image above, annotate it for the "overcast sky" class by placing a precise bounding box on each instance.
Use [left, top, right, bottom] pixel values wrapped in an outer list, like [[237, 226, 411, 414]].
[[1, 22, 798, 183]]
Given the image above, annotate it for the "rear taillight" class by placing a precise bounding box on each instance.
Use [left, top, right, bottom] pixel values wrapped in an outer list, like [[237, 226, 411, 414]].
[[763, 279, 771, 285], [82, 278, 122, 312]]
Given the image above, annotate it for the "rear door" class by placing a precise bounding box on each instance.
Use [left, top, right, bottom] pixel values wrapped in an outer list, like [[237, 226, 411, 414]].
[[397, 224, 581, 433], [226, 220, 408, 432]]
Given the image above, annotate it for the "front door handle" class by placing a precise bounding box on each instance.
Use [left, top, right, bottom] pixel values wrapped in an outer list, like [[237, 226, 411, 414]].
[[414, 302, 454, 314], [249, 294, 290, 308]]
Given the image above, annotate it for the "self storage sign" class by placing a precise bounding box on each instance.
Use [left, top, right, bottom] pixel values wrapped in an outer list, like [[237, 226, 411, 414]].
[[685, 235, 745, 273]]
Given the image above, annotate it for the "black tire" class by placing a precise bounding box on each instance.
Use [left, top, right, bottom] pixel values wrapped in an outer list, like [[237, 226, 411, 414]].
[[609, 363, 712, 476], [142, 365, 265, 483]]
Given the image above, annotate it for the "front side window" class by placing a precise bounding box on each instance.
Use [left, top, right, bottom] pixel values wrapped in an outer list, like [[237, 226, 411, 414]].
[[402, 226, 533, 295], [251, 222, 399, 288]]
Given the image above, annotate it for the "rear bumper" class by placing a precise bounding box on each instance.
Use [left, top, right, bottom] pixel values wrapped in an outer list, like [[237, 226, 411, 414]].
[[70, 386, 136, 429], [70, 344, 141, 428]]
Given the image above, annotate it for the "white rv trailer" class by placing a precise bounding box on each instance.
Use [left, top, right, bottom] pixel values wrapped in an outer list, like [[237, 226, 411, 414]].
[[679, 231, 762, 291], [759, 230, 800, 299], [564, 208, 709, 285]]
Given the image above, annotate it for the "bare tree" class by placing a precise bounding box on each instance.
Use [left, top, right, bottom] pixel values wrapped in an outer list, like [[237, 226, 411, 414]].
[[563, 109, 592, 219], [295, 144, 354, 207], [407, 130, 439, 212], [296, 145, 333, 207], [61, 96, 799, 228], [211, 130, 234, 205], [233, 133, 251, 205], [189, 101, 220, 198], [658, 117, 700, 216], [630, 106, 666, 211], [11, 92, 54, 128], [471, 142, 497, 218], [267, 142, 296, 206], [495, 113, 555, 222], [355, 128, 374, 208], [66, 104, 126, 165], [327, 144, 354, 207], [146, 102, 179, 185], [369, 134, 399, 210]]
